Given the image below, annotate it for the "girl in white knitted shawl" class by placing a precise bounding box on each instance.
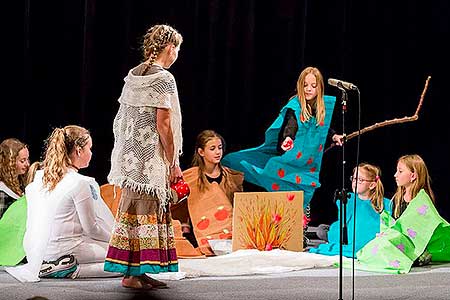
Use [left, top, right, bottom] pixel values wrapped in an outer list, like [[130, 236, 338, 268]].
[[104, 24, 184, 290]]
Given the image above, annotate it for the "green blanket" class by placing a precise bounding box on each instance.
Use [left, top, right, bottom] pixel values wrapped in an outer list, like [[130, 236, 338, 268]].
[[345, 189, 450, 274], [0, 195, 26, 266]]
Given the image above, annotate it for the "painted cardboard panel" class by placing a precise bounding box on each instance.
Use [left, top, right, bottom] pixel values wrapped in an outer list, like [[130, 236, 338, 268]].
[[232, 191, 303, 252]]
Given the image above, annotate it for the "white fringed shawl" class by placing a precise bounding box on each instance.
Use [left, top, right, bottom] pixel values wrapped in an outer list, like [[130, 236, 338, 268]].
[[107, 66, 183, 210]]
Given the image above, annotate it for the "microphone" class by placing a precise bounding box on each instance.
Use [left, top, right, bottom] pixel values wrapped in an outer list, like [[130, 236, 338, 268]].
[[328, 78, 358, 91]]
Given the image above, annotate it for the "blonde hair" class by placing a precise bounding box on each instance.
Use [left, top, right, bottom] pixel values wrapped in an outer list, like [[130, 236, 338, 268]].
[[142, 24, 183, 66], [42, 125, 90, 191], [191, 130, 230, 192], [392, 154, 435, 219], [0, 138, 28, 196], [354, 163, 385, 213], [295, 66, 325, 125]]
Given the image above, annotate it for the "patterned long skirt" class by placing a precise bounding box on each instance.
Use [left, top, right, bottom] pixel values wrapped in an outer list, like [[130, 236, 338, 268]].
[[104, 188, 178, 275]]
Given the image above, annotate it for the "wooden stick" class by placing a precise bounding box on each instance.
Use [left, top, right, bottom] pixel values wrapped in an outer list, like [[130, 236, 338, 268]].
[[325, 76, 431, 153]]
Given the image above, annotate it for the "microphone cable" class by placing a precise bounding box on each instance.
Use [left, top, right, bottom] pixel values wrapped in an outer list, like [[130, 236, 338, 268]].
[[351, 87, 362, 300]]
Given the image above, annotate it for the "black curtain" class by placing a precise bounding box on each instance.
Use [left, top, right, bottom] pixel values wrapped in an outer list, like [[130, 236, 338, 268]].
[[4, 0, 450, 223]]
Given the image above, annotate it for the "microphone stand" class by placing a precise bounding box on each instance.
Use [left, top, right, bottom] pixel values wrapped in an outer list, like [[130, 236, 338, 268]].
[[336, 86, 350, 300]]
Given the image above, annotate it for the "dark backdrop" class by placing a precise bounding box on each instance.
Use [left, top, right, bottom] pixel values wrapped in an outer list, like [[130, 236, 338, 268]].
[[3, 0, 450, 224]]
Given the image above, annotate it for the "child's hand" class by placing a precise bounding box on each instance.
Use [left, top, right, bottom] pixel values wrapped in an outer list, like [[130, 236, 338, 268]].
[[332, 134, 344, 146], [281, 137, 294, 151]]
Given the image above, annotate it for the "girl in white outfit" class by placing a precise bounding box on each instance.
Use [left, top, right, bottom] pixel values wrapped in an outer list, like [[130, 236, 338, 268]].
[[6, 125, 117, 282]]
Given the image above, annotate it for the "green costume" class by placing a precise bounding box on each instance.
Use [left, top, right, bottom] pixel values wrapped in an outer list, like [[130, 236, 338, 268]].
[[0, 195, 26, 266], [345, 189, 450, 273]]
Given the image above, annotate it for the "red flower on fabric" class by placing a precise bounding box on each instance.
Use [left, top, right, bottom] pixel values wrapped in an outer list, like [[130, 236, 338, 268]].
[[286, 193, 295, 201], [302, 215, 310, 229], [278, 168, 285, 178], [197, 216, 210, 230], [219, 229, 232, 239], [272, 183, 280, 191], [310, 167, 316, 173], [307, 157, 313, 165], [311, 182, 317, 187], [296, 151, 302, 159], [319, 121, 324, 126], [318, 144, 323, 152], [214, 206, 229, 221], [295, 175, 302, 184]]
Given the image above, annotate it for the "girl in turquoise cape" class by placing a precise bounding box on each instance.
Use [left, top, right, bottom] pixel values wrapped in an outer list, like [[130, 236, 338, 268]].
[[310, 163, 391, 257], [222, 67, 342, 208], [348, 154, 450, 273]]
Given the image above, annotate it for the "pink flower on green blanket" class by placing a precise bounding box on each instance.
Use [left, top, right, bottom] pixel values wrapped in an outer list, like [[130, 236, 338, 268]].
[[417, 205, 428, 215], [389, 260, 400, 268], [407, 228, 417, 238], [371, 245, 379, 255], [396, 243, 405, 252], [376, 232, 387, 238]]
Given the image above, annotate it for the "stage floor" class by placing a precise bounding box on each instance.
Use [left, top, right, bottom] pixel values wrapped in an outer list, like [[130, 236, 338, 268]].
[[2, 261, 450, 300]]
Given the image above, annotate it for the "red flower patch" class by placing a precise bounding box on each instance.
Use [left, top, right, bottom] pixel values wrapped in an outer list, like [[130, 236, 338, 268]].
[[272, 183, 280, 191], [287, 193, 295, 201], [277, 168, 285, 178], [214, 207, 229, 221], [197, 217, 210, 230], [295, 175, 302, 184]]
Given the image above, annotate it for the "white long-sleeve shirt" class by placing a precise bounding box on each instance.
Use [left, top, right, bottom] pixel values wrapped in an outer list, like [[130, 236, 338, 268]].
[[43, 170, 113, 260], [5, 169, 114, 282]]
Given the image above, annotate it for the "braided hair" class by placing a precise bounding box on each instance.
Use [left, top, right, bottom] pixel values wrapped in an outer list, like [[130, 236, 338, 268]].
[[141, 24, 183, 66]]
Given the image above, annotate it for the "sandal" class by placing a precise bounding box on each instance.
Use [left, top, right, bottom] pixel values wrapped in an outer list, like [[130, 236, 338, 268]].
[[121, 276, 153, 290], [141, 274, 168, 289]]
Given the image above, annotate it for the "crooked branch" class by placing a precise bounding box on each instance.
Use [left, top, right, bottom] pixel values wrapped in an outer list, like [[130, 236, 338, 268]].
[[325, 76, 431, 153]]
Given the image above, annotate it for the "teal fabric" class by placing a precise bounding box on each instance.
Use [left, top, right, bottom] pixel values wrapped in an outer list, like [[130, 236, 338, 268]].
[[309, 193, 391, 257], [343, 189, 450, 274], [0, 196, 26, 266], [104, 261, 178, 276], [222, 95, 336, 207]]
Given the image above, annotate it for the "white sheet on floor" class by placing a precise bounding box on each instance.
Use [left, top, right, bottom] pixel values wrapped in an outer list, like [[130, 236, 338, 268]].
[[176, 249, 342, 278]]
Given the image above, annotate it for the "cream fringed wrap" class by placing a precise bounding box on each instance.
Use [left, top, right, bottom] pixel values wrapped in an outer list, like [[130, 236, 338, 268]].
[[107, 66, 183, 211]]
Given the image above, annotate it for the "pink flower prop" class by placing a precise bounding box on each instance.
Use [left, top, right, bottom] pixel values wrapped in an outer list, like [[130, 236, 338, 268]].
[[407, 228, 417, 239], [396, 244, 405, 252], [371, 245, 379, 255], [417, 205, 428, 216], [389, 260, 400, 268]]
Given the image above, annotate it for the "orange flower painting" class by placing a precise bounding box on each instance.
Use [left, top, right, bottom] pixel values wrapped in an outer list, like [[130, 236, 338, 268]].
[[232, 191, 304, 252]]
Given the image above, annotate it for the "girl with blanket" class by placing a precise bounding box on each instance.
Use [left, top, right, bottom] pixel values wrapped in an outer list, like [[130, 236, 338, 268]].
[[222, 67, 342, 208], [171, 130, 244, 255], [104, 24, 183, 289], [349, 154, 450, 273], [5, 126, 115, 282], [0, 138, 29, 218], [309, 163, 391, 257], [0, 138, 30, 266]]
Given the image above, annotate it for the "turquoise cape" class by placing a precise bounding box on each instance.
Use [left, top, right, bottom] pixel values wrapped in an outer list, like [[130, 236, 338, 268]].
[[309, 193, 391, 257], [344, 189, 450, 273], [222, 95, 336, 207]]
